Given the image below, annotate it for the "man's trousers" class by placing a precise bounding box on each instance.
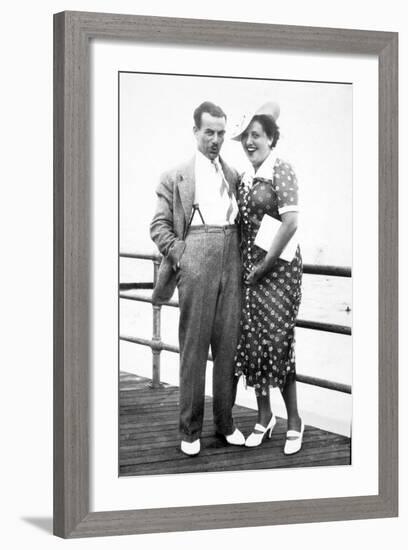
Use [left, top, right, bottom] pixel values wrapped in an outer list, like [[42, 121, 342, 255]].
[[176, 225, 242, 442]]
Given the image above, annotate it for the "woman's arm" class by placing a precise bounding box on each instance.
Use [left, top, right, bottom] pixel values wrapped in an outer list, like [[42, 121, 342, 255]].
[[246, 211, 298, 285]]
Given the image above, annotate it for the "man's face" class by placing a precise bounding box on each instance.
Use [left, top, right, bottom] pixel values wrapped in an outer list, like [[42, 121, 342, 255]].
[[193, 112, 226, 160]]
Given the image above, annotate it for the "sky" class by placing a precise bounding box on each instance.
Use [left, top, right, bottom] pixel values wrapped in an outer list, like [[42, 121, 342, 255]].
[[119, 71, 352, 266]]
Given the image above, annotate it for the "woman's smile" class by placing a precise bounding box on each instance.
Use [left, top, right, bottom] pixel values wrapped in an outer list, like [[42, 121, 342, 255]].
[[241, 120, 272, 170]]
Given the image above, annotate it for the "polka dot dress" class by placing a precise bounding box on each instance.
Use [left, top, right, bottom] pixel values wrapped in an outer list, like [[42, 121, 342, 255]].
[[234, 158, 303, 396]]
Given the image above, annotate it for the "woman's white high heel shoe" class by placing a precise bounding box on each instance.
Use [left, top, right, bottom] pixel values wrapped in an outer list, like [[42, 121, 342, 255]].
[[284, 419, 304, 455], [245, 415, 276, 447]]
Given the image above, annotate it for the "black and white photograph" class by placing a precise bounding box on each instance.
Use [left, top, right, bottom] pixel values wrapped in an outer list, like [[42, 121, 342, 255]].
[[119, 71, 352, 476]]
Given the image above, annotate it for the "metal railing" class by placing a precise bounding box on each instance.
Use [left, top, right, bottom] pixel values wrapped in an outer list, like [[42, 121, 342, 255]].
[[120, 251, 352, 394]]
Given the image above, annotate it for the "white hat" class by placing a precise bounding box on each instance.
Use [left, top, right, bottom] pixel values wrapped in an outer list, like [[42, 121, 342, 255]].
[[231, 101, 280, 141]]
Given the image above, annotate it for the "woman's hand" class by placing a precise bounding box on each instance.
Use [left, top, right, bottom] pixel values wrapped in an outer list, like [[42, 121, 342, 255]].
[[245, 263, 265, 285]]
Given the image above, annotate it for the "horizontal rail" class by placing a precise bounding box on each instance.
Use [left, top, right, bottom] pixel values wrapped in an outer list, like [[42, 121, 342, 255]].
[[120, 335, 213, 361], [120, 292, 351, 335], [120, 335, 350, 394], [295, 374, 351, 394], [120, 282, 154, 290], [120, 251, 351, 278], [120, 252, 160, 261], [303, 265, 351, 278], [120, 335, 178, 354], [120, 292, 178, 307], [296, 319, 351, 336]]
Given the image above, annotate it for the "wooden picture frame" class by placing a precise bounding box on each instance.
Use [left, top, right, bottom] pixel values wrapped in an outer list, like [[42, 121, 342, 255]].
[[53, 11, 398, 538]]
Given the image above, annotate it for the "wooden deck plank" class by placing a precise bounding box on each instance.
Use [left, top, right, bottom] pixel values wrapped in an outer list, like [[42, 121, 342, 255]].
[[119, 434, 349, 457], [119, 372, 351, 477], [120, 435, 350, 458]]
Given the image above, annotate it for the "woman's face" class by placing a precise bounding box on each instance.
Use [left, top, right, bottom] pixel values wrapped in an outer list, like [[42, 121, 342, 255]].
[[240, 119, 272, 170]]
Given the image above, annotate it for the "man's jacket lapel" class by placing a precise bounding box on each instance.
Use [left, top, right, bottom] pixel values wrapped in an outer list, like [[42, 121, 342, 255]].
[[177, 157, 195, 224], [220, 157, 239, 198]]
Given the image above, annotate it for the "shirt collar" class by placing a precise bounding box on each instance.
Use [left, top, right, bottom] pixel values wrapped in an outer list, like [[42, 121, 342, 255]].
[[195, 150, 219, 171], [243, 150, 277, 181]]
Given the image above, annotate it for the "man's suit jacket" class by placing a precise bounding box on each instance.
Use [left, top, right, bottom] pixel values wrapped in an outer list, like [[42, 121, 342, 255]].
[[150, 155, 240, 304]]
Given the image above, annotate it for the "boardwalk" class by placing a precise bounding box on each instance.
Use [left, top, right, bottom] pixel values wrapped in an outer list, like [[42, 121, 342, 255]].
[[119, 372, 351, 476]]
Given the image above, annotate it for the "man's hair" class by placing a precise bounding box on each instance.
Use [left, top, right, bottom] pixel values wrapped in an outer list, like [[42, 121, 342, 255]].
[[251, 114, 280, 149], [193, 101, 227, 128]]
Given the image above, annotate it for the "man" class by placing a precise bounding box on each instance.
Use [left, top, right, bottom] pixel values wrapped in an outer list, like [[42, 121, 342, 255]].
[[150, 101, 244, 456]]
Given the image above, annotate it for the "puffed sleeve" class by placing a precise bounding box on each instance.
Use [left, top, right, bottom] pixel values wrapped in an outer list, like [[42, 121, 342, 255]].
[[273, 160, 299, 215]]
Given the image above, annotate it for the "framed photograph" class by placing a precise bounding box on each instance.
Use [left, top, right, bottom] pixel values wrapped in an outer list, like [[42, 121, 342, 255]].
[[54, 11, 398, 538], [118, 71, 353, 477]]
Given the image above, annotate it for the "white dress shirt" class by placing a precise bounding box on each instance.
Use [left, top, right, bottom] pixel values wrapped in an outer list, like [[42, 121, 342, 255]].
[[192, 151, 238, 225]]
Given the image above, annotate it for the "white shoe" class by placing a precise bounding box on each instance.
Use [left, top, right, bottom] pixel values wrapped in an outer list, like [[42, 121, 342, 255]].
[[284, 420, 304, 455], [181, 439, 200, 456], [245, 415, 277, 447], [225, 428, 245, 446]]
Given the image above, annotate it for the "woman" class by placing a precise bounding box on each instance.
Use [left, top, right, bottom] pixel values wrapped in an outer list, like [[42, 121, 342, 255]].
[[232, 101, 304, 454]]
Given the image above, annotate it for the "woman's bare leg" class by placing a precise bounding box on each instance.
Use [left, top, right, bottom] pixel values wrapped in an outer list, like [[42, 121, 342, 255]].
[[281, 375, 302, 431], [255, 388, 273, 428]]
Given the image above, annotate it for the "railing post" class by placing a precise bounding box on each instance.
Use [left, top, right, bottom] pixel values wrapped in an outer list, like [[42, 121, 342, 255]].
[[150, 257, 162, 389]]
